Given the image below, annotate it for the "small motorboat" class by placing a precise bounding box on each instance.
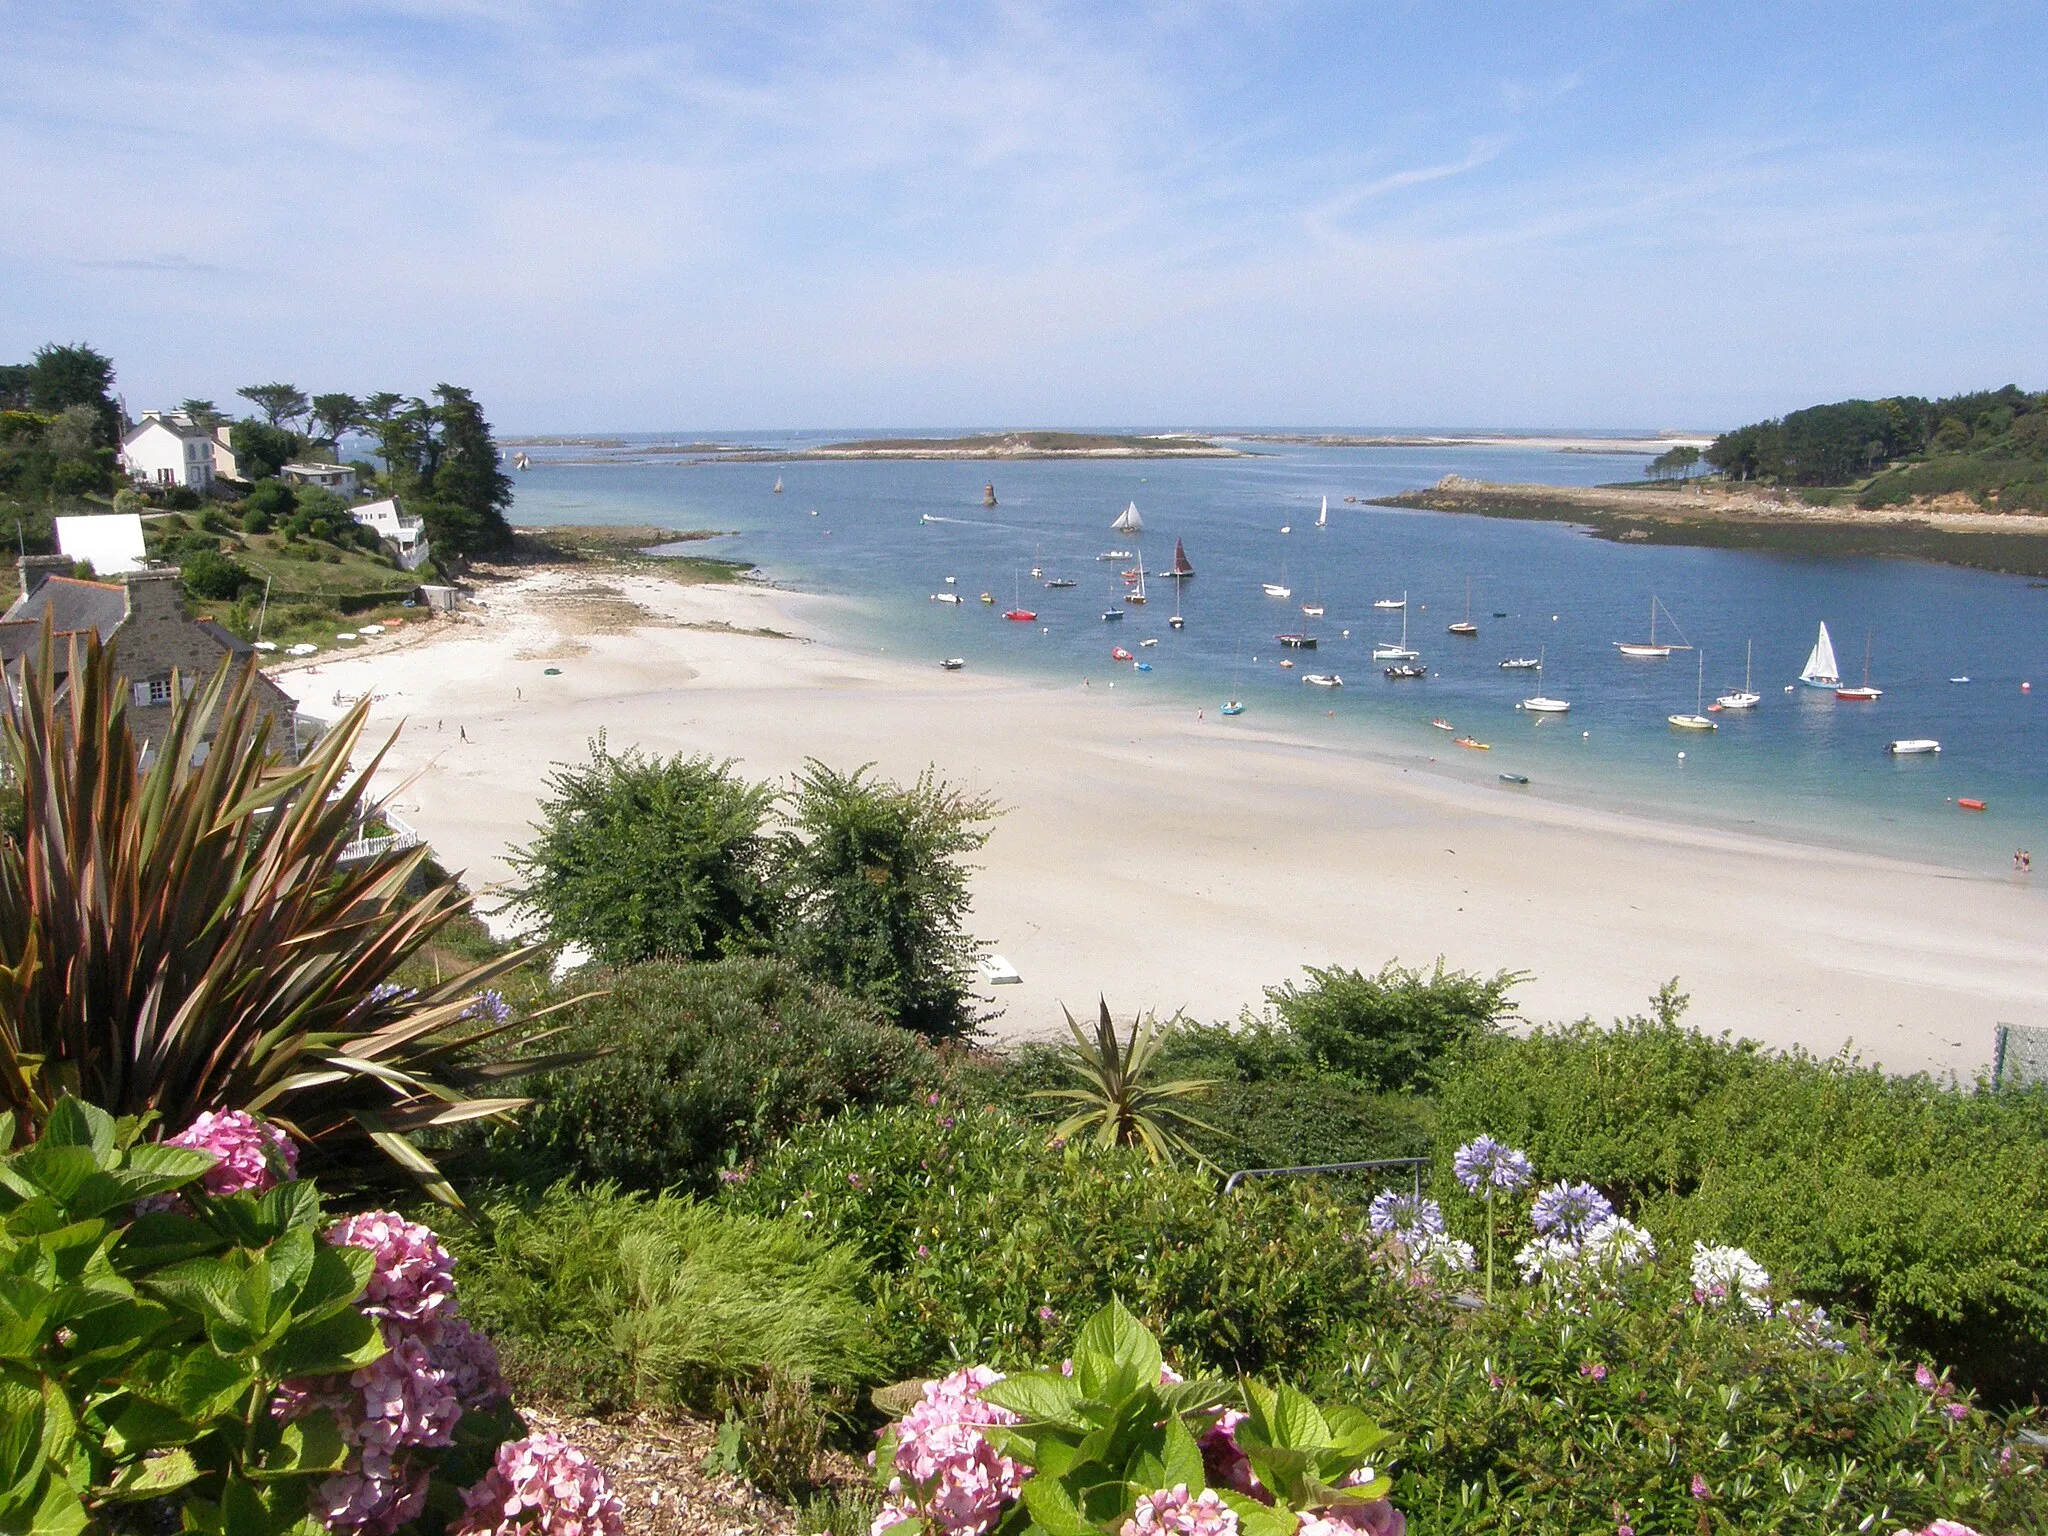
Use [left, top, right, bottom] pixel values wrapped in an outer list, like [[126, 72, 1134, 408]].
[[1430, 718, 1454, 731], [1263, 583, 1292, 598], [1045, 578, 1077, 588], [1168, 615, 1184, 630], [1383, 664, 1427, 680], [1302, 673, 1343, 688], [940, 658, 965, 670], [1279, 659, 1295, 669], [1221, 700, 1244, 715], [944, 575, 956, 584], [1374, 597, 1405, 610], [1454, 737, 1491, 750], [1003, 608, 1037, 622], [1111, 647, 1134, 662], [1101, 609, 1125, 622], [1958, 797, 1988, 811], [1499, 657, 1541, 670], [980, 592, 995, 604], [1140, 637, 1159, 647], [1277, 633, 1317, 649], [1950, 676, 1970, 684], [1448, 621, 1478, 637], [1499, 772, 1530, 785], [1669, 713, 1717, 730], [1098, 549, 1133, 561], [932, 592, 962, 604], [1280, 525, 1292, 534], [1887, 739, 1941, 754], [1135, 661, 1153, 672]]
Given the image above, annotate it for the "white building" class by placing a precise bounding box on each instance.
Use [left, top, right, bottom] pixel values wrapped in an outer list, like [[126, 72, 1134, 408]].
[[280, 462, 359, 499], [55, 513, 148, 575], [120, 410, 216, 490], [211, 426, 241, 481], [351, 496, 431, 570]]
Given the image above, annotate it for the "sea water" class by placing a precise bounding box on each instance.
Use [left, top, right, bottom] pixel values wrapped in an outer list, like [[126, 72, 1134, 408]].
[[504, 434, 2048, 873]]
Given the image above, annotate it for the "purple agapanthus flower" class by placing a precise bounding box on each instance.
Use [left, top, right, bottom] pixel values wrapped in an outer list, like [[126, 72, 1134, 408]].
[[1531, 1180, 1614, 1238], [1367, 1190, 1446, 1238], [1453, 1136, 1533, 1196], [459, 990, 513, 1025]]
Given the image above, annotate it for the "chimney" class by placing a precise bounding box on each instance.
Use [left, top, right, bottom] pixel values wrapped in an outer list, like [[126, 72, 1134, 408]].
[[18, 554, 72, 602], [120, 568, 190, 625]]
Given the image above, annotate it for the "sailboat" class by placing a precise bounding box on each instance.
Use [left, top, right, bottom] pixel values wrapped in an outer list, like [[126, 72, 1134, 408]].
[[1222, 642, 1245, 714], [1716, 640, 1761, 709], [1372, 596, 1418, 661], [1669, 650, 1717, 730], [1263, 554, 1290, 599], [1316, 496, 1328, 529], [1030, 544, 1042, 578], [1003, 569, 1036, 622], [1169, 579, 1185, 630], [1448, 576, 1478, 637], [1799, 622, 1842, 689], [984, 482, 998, 507], [1160, 538, 1196, 579], [773, 477, 784, 493], [1836, 633, 1883, 700], [1520, 648, 1571, 713], [1301, 576, 1324, 618], [1111, 502, 1146, 604], [1615, 596, 1692, 658]]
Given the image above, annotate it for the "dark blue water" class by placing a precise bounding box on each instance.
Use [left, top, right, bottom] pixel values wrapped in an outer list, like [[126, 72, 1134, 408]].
[[506, 436, 2048, 870]]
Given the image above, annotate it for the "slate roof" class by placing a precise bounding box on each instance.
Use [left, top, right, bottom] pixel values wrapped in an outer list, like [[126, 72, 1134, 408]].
[[0, 577, 128, 667]]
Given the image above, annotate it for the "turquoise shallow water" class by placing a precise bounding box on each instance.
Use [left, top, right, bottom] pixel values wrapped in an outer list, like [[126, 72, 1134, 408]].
[[504, 434, 2048, 873]]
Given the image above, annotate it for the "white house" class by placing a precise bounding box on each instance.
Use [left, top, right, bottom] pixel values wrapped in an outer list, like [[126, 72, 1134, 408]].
[[351, 497, 431, 570], [55, 513, 148, 575], [281, 462, 359, 499], [211, 426, 240, 481], [120, 411, 216, 490]]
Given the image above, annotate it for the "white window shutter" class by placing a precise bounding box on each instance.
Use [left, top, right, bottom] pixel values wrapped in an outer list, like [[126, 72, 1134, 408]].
[[132, 682, 149, 706]]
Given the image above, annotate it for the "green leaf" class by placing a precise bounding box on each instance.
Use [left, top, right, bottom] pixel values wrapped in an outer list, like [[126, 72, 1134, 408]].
[[1269, 1384, 1329, 1450], [251, 1414, 349, 1480], [23, 1473, 88, 1536], [142, 1259, 249, 1330], [7, 1147, 99, 1208], [1019, 1477, 1099, 1536], [265, 1306, 384, 1380], [279, 1243, 367, 1328], [38, 1101, 113, 1162], [1072, 1300, 1160, 1404], [102, 1448, 200, 1501], [102, 1400, 202, 1457], [981, 1371, 1087, 1427], [1159, 1415, 1204, 1490], [1218, 1490, 1296, 1536]]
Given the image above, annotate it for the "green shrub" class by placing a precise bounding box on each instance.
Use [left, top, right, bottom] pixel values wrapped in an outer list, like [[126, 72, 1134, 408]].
[[726, 1104, 1408, 1380], [1258, 958, 1523, 1093], [509, 739, 779, 965], [443, 1181, 886, 1412], [179, 545, 251, 600], [1435, 1006, 2048, 1403], [487, 957, 940, 1192], [1333, 1265, 2048, 1534]]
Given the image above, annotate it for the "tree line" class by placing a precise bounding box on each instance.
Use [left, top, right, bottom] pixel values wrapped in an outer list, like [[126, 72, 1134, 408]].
[[1706, 384, 2048, 486], [0, 343, 515, 559]]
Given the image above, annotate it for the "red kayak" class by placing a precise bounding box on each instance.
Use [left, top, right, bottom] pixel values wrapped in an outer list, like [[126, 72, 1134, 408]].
[[1003, 608, 1037, 622], [1958, 798, 1988, 812]]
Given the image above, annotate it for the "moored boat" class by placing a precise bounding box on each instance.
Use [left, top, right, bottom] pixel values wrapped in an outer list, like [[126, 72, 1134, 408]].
[[1383, 664, 1427, 680], [1799, 622, 1842, 688], [940, 658, 965, 670], [1454, 736, 1490, 750], [1302, 673, 1343, 688], [1888, 739, 1941, 754]]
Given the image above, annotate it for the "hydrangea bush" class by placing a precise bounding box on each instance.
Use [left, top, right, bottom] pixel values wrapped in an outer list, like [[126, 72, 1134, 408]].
[[0, 1098, 621, 1536], [868, 1302, 1403, 1536]]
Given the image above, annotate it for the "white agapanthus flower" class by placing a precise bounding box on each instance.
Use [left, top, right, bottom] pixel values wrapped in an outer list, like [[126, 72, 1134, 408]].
[[1579, 1215, 1657, 1273], [1409, 1232, 1476, 1276], [1690, 1241, 1773, 1316]]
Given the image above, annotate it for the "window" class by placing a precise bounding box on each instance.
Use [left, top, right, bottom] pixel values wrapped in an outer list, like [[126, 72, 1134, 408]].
[[147, 677, 172, 705]]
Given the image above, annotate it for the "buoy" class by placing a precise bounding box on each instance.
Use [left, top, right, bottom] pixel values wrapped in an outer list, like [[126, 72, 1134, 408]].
[[2025, 682, 2033, 693], [1677, 751, 1686, 760], [1582, 731, 1589, 738]]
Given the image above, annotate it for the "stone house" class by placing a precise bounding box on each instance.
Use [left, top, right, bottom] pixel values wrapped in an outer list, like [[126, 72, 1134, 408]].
[[0, 557, 298, 761]]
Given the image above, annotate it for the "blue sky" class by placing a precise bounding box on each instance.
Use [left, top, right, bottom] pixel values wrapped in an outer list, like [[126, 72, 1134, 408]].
[[2, 1, 2042, 431]]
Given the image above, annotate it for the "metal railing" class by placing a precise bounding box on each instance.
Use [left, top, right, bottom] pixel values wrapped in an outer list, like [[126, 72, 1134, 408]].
[[1222, 1155, 1430, 1198]]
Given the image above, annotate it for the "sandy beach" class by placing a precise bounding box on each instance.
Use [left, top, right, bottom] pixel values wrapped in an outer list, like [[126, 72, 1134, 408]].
[[278, 567, 2048, 1077]]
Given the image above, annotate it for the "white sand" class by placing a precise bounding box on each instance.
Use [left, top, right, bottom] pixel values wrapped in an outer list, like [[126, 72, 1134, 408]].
[[280, 568, 2048, 1077]]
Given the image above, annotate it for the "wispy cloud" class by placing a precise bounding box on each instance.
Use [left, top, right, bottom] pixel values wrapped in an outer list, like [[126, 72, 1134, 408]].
[[71, 254, 219, 273]]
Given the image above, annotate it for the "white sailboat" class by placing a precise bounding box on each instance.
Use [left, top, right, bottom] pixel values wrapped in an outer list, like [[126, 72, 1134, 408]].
[[1716, 639, 1761, 709], [1521, 647, 1571, 714], [1371, 596, 1418, 661], [773, 477, 784, 493], [1669, 650, 1718, 730], [1111, 502, 1146, 606], [1615, 595, 1692, 658], [1317, 495, 1328, 529], [1263, 554, 1290, 599], [1799, 622, 1841, 689]]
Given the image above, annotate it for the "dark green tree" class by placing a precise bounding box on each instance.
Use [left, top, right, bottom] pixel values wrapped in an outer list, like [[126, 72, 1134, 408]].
[[508, 737, 780, 966], [179, 398, 224, 427], [28, 344, 119, 447], [228, 421, 305, 482], [236, 382, 309, 429], [359, 391, 407, 471], [309, 391, 362, 452], [774, 761, 996, 1040], [0, 365, 31, 411], [426, 384, 514, 551]]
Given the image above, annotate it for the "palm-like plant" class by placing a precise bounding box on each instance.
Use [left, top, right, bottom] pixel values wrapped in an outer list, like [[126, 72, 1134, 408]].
[[0, 627, 573, 1202], [1032, 998, 1219, 1167]]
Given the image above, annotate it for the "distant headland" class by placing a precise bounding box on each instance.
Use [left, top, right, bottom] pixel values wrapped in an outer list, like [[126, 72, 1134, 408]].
[[500, 430, 1246, 461]]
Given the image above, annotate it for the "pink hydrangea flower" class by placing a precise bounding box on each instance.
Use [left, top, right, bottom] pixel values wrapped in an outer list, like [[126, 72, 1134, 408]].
[[326, 1211, 457, 1324], [1122, 1485, 1238, 1536], [452, 1432, 625, 1536], [1198, 1410, 1264, 1501], [165, 1109, 297, 1197], [351, 1331, 463, 1454], [312, 1457, 428, 1536], [1894, 1524, 1985, 1536], [1296, 1501, 1406, 1536], [874, 1367, 1029, 1536], [420, 1315, 507, 1411]]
